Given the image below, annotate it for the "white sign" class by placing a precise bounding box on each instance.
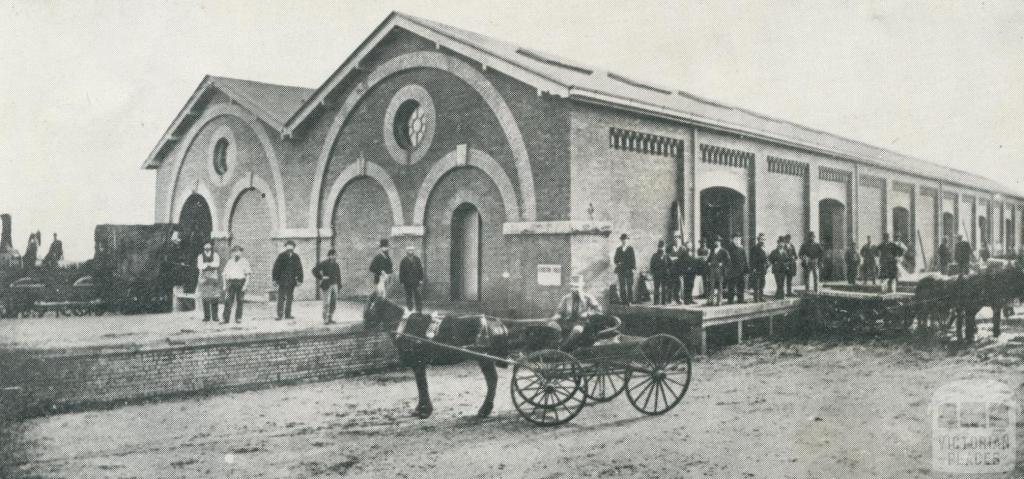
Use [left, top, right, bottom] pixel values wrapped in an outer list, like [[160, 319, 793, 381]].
[[536, 264, 562, 286]]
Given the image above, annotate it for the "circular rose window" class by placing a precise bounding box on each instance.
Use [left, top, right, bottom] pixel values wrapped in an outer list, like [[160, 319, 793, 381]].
[[384, 85, 435, 165]]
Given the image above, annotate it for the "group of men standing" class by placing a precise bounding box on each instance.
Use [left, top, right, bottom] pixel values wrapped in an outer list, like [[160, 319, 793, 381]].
[[842, 233, 906, 292], [936, 235, 985, 277], [616, 232, 810, 307], [192, 238, 426, 325], [616, 230, 916, 307]]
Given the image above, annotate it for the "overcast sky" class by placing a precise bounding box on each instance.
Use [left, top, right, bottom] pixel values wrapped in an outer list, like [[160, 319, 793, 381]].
[[2, 0, 1022, 260]]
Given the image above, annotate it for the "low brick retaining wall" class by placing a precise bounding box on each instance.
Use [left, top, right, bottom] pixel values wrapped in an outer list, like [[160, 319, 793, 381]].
[[0, 325, 399, 417]]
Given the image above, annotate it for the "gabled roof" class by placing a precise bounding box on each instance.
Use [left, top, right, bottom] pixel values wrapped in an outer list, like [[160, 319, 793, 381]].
[[284, 11, 1022, 199], [142, 75, 313, 169]]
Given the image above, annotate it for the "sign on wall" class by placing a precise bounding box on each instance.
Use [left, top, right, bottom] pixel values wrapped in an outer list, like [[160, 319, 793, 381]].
[[536, 264, 561, 286]]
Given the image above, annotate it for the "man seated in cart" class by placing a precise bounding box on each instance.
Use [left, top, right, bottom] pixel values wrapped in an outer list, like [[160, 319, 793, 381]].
[[554, 275, 620, 351]]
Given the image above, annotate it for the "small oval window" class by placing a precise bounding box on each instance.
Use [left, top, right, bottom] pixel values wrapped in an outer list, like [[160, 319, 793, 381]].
[[213, 138, 230, 175]]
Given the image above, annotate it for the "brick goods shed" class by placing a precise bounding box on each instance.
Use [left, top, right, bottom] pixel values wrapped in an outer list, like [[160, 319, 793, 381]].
[[143, 12, 1024, 316]]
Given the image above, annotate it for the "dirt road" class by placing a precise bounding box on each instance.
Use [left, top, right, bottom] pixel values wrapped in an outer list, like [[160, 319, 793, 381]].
[[9, 337, 1024, 478]]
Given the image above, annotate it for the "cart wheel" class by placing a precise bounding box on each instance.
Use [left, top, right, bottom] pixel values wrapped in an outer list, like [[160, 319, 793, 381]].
[[511, 349, 586, 426], [626, 334, 692, 416], [582, 362, 630, 403]]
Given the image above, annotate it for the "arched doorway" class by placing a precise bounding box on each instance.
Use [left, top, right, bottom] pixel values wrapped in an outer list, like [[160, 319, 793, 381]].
[[423, 167, 507, 309], [230, 188, 273, 297], [942, 212, 956, 245], [700, 187, 745, 246], [451, 203, 481, 301], [178, 194, 212, 293], [332, 177, 392, 298], [819, 199, 846, 281]]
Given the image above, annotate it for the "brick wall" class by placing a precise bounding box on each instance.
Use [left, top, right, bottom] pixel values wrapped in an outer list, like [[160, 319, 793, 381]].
[[0, 326, 398, 417], [329, 176, 393, 299]]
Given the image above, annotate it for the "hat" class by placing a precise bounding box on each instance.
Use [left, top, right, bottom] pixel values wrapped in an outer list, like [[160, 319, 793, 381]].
[[284, 240, 296, 247], [620, 233, 629, 240], [327, 249, 337, 256], [406, 245, 415, 250], [380, 238, 390, 247], [231, 245, 244, 252]]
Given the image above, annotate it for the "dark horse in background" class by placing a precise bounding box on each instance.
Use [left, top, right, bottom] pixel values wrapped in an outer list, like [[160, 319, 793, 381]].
[[364, 297, 621, 419], [914, 263, 1024, 342]]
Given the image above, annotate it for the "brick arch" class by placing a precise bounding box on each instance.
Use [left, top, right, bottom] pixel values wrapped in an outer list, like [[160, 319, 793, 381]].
[[308, 50, 536, 228], [320, 158, 404, 229], [413, 147, 520, 227], [165, 102, 287, 230], [223, 175, 281, 234], [171, 181, 220, 235]]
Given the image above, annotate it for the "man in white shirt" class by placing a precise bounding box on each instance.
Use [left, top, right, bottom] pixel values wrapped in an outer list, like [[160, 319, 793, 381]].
[[222, 245, 252, 323]]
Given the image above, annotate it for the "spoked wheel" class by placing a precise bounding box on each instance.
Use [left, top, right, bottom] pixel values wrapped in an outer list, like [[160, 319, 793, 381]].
[[582, 362, 630, 403], [510, 349, 586, 426], [626, 334, 692, 416]]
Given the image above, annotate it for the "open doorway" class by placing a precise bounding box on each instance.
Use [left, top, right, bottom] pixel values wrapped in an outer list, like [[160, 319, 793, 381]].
[[178, 194, 212, 293], [700, 187, 744, 246], [819, 199, 846, 281], [451, 203, 481, 301]]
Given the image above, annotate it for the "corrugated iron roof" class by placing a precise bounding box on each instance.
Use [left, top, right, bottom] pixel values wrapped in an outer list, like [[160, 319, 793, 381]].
[[395, 12, 1020, 198]]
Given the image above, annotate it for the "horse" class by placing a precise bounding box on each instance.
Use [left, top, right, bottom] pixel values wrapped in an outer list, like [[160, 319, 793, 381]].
[[913, 265, 1024, 342], [363, 296, 621, 419]]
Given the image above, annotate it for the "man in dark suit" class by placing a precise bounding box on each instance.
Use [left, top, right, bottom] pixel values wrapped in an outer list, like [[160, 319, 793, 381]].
[[706, 236, 730, 306], [311, 249, 341, 324], [613, 234, 636, 305], [954, 235, 973, 277], [271, 240, 303, 320], [725, 234, 749, 304], [649, 240, 671, 305], [768, 236, 791, 300], [399, 245, 424, 312], [749, 234, 769, 302], [878, 232, 904, 293], [937, 239, 951, 274], [783, 234, 797, 296], [370, 239, 393, 299], [844, 240, 860, 285], [799, 232, 824, 292], [667, 234, 685, 304]]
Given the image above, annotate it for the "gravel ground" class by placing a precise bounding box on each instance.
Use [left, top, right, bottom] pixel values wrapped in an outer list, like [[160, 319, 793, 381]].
[[7, 333, 1024, 478]]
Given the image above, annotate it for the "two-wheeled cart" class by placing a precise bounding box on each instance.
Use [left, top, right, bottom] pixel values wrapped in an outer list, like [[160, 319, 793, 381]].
[[395, 332, 693, 426]]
